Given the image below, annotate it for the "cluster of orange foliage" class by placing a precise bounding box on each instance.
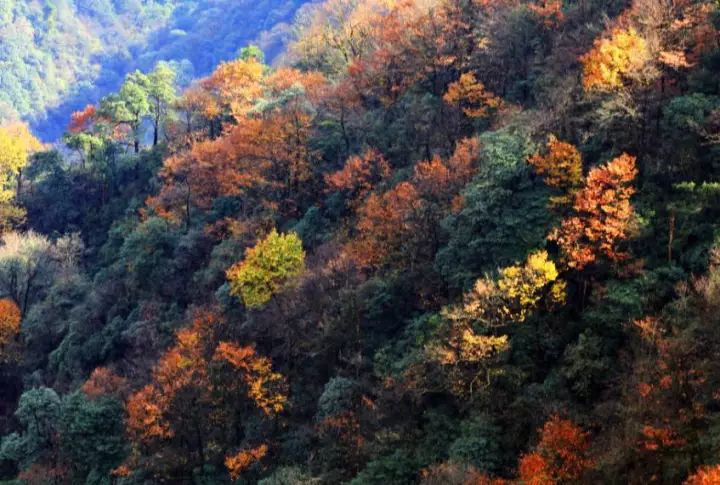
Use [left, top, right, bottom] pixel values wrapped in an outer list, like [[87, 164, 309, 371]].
[[517, 416, 594, 483], [685, 3, 720, 62], [634, 0, 720, 73], [200, 57, 264, 120], [126, 311, 287, 441], [150, 0, 520, 232], [528, 0, 564, 28], [443, 72, 503, 118], [295, 0, 516, 109], [684, 465, 720, 485], [68, 105, 97, 133], [149, 66, 326, 224], [124, 310, 287, 479], [348, 138, 480, 268], [81, 367, 128, 399], [551, 153, 638, 270], [126, 318, 211, 442], [628, 309, 710, 470], [317, 410, 364, 449], [0, 298, 21, 362], [344, 0, 438, 105], [351, 181, 423, 268], [224, 444, 269, 480], [528, 134, 583, 208], [214, 341, 288, 415], [149, 123, 273, 222], [640, 425, 686, 451], [325, 149, 391, 205]]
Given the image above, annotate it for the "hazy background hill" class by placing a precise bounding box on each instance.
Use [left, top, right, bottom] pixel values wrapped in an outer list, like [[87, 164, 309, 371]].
[[0, 0, 309, 141]]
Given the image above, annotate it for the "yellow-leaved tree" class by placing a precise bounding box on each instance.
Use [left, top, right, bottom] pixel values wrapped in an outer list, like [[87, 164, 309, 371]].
[[226, 229, 305, 308], [580, 27, 649, 92], [202, 57, 265, 121], [429, 251, 566, 395], [496, 250, 567, 323], [0, 122, 43, 231], [460, 250, 566, 327]]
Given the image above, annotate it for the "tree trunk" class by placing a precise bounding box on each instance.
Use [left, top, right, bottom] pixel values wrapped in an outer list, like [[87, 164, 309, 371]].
[[185, 183, 192, 232], [668, 210, 676, 263], [15, 168, 22, 200], [22, 271, 35, 316], [153, 111, 160, 146], [154, 100, 161, 146]]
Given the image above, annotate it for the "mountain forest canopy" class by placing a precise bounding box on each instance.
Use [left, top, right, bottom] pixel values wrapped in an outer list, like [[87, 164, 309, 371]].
[[1, 0, 720, 483], [0, 0, 307, 141]]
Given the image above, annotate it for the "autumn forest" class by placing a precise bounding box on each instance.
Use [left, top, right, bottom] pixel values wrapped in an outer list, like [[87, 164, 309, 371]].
[[1, 0, 720, 483]]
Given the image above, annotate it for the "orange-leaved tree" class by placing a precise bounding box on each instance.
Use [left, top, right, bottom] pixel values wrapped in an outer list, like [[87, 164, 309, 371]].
[[551, 153, 638, 270], [260, 68, 327, 202], [518, 416, 594, 483], [150, 64, 326, 225], [349, 181, 423, 268], [325, 149, 391, 206], [684, 465, 720, 485], [224, 444, 269, 481], [444, 72, 503, 118], [528, 135, 583, 209], [213, 342, 288, 415], [529, 0, 565, 29], [147, 118, 274, 226], [0, 298, 21, 362], [124, 310, 287, 479], [413, 138, 480, 205], [348, 138, 480, 269], [81, 367, 128, 400], [68, 105, 97, 134]]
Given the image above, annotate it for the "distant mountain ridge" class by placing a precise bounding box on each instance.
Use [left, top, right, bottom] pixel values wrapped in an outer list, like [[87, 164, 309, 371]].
[[0, 0, 309, 140]]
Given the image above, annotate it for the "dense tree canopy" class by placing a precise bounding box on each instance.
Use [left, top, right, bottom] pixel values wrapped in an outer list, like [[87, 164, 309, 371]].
[[1, 0, 720, 483]]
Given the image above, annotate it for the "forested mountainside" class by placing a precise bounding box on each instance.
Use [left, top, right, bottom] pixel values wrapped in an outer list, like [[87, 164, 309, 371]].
[[1, 0, 720, 483], [0, 0, 307, 141]]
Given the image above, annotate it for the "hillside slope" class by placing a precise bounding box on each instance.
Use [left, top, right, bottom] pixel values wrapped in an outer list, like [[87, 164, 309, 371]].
[[1, 0, 720, 484], [0, 0, 307, 140]]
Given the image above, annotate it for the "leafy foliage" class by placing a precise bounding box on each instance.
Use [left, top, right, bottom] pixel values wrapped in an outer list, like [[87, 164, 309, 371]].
[[528, 135, 583, 208], [0, 298, 21, 363], [551, 153, 638, 270], [0, 1, 308, 140], [581, 27, 650, 92], [226, 230, 306, 308], [2, 1, 720, 484]]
